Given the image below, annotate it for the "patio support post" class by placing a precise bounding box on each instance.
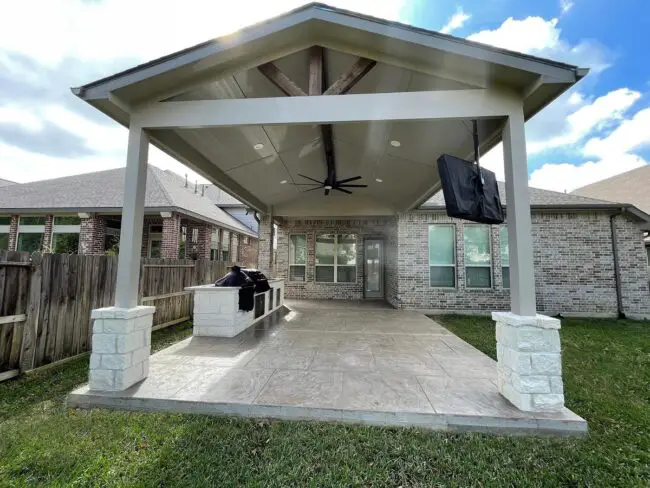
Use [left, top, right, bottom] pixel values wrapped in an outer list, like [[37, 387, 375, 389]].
[[493, 108, 564, 412], [88, 124, 155, 392]]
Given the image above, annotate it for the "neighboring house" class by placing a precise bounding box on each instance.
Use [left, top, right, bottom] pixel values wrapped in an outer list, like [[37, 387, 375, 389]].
[[573, 165, 650, 280], [272, 183, 650, 318], [0, 166, 258, 265], [0, 178, 15, 188], [203, 185, 259, 233]]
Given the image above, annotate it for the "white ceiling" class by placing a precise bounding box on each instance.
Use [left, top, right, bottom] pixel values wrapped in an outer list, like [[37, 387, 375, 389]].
[[170, 46, 501, 216]]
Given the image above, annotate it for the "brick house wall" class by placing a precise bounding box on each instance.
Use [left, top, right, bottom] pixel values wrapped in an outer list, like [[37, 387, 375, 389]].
[[196, 223, 213, 260], [161, 213, 181, 258], [43, 215, 54, 252], [239, 237, 259, 268], [275, 218, 396, 300], [273, 210, 650, 317], [79, 215, 106, 254], [8, 215, 18, 251]]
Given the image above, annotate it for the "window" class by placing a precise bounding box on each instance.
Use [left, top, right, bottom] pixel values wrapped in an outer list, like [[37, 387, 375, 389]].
[[428, 225, 456, 287], [500, 226, 510, 289], [17, 216, 45, 253], [210, 229, 220, 261], [315, 234, 356, 283], [464, 225, 492, 288], [222, 231, 230, 262], [289, 235, 307, 281], [52, 216, 80, 254], [0, 217, 9, 250], [148, 225, 163, 258]]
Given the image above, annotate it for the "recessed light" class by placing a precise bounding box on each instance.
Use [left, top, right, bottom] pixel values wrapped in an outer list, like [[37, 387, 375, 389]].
[[375, 178, 383, 183], [280, 180, 288, 184], [389, 140, 401, 147], [253, 143, 264, 150]]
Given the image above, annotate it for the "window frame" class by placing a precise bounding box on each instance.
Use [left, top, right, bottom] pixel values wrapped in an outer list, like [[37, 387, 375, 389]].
[[16, 217, 46, 253], [0, 218, 9, 250], [463, 224, 493, 289], [314, 233, 357, 284], [428, 224, 457, 288], [148, 224, 163, 258], [288, 234, 307, 282], [500, 226, 510, 289], [52, 216, 81, 254]]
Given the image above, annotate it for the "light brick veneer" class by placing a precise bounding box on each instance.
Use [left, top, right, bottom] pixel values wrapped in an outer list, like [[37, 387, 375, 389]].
[[493, 312, 564, 412], [89, 306, 155, 391]]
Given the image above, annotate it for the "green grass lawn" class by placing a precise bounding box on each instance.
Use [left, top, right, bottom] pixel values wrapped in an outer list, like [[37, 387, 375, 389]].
[[1, 317, 649, 487]]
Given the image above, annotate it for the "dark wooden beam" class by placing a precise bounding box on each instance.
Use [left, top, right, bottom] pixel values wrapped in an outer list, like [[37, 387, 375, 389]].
[[308, 46, 323, 96], [323, 57, 377, 96], [257, 62, 307, 97]]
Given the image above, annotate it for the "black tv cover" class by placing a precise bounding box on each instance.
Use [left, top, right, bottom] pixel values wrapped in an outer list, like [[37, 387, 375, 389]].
[[436, 154, 505, 224]]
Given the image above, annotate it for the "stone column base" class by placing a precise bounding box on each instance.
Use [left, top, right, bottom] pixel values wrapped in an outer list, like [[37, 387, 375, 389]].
[[89, 306, 155, 391], [493, 311, 564, 412]]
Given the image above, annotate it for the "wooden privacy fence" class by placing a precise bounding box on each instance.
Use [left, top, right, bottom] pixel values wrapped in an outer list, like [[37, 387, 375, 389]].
[[0, 251, 229, 380]]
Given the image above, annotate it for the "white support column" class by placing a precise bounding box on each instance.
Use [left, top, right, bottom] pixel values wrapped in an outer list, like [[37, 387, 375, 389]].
[[115, 125, 149, 309], [496, 108, 565, 413], [88, 124, 155, 392], [502, 109, 536, 316]]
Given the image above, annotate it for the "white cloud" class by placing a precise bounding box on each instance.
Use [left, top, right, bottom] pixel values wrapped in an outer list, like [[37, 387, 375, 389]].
[[0, 0, 407, 183], [529, 155, 647, 192], [560, 0, 574, 14], [467, 16, 610, 72], [0, 0, 406, 68], [528, 88, 641, 153], [440, 7, 471, 34], [583, 107, 650, 158]]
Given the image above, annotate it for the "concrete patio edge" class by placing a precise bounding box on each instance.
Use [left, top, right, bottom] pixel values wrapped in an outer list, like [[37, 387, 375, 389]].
[[67, 389, 588, 437]]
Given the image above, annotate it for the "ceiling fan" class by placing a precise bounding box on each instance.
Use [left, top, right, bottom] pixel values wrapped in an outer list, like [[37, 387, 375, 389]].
[[294, 125, 368, 196]]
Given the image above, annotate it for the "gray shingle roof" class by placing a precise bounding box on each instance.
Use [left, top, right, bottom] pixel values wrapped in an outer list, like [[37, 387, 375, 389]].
[[572, 165, 650, 214], [422, 181, 621, 208], [0, 166, 256, 237], [0, 178, 15, 187], [202, 185, 244, 206]]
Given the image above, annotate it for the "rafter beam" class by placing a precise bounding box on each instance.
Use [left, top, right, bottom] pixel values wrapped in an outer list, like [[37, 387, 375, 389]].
[[257, 62, 307, 97], [133, 89, 519, 129], [323, 57, 376, 95], [308, 46, 323, 96]]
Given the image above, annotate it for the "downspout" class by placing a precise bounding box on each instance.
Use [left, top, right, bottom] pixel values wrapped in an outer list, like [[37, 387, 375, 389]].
[[610, 210, 625, 319]]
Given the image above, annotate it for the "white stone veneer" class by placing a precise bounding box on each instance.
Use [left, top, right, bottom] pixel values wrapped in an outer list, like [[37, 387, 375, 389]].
[[89, 305, 155, 391], [493, 311, 564, 412], [187, 280, 284, 338]]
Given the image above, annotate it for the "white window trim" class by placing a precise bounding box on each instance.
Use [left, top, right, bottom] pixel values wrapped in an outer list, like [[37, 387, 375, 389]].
[[0, 225, 9, 233], [314, 233, 357, 284], [500, 226, 510, 289], [17, 224, 45, 234], [464, 224, 493, 289], [288, 234, 307, 282], [428, 224, 457, 288], [148, 224, 163, 258]]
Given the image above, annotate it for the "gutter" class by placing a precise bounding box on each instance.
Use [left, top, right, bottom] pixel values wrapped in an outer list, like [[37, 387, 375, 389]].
[[610, 210, 626, 319]]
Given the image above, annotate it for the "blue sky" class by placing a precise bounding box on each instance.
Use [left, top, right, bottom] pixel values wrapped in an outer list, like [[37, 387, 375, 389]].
[[0, 0, 648, 192]]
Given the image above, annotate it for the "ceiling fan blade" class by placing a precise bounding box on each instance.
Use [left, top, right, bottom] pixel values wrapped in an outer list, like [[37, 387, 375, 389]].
[[338, 184, 368, 188], [337, 176, 363, 184], [291, 182, 321, 186], [298, 173, 324, 184], [325, 188, 330, 196], [334, 187, 352, 194], [304, 186, 324, 192]]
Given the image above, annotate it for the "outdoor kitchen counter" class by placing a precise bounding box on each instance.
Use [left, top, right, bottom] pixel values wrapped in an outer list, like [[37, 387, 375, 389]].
[[185, 279, 285, 338]]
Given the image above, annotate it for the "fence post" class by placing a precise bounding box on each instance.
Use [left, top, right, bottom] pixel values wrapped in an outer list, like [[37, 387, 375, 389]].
[[19, 252, 42, 372]]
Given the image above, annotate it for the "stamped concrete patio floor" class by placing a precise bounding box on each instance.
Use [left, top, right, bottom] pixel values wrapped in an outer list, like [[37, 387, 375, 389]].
[[69, 300, 587, 435]]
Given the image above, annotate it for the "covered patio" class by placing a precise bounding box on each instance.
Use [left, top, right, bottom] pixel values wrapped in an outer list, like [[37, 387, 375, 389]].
[[69, 4, 589, 432], [69, 300, 586, 434]]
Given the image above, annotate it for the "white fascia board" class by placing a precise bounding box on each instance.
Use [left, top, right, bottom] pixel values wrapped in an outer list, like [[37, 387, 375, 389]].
[[133, 89, 520, 129]]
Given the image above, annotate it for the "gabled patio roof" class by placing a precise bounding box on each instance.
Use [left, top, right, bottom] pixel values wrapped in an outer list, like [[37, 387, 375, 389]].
[[72, 2, 587, 217]]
